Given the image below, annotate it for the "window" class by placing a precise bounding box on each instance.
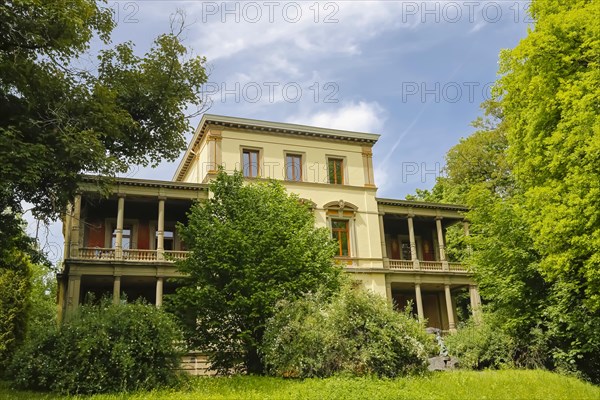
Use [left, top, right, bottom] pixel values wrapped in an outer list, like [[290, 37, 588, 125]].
[[243, 149, 260, 178], [285, 153, 302, 181], [111, 226, 132, 249], [328, 158, 344, 184], [331, 219, 350, 257]]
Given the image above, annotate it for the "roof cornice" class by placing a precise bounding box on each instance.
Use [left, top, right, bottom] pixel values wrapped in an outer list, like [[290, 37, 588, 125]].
[[80, 175, 208, 191], [376, 197, 468, 212], [173, 114, 381, 182]]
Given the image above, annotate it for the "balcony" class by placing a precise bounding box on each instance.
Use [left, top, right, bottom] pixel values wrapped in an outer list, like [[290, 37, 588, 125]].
[[76, 247, 190, 262], [388, 259, 470, 274]]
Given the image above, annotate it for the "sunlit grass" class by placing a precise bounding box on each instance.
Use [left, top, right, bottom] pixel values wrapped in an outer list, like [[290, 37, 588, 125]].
[[1, 370, 598, 400]]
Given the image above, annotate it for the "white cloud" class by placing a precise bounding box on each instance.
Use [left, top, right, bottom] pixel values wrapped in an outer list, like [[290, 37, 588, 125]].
[[288, 101, 386, 133], [180, 1, 408, 61]]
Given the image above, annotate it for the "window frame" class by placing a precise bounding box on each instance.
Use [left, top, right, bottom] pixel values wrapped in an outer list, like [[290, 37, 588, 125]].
[[242, 148, 261, 178], [285, 153, 303, 182], [327, 157, 344, 185], [331, 218, 351, 257]]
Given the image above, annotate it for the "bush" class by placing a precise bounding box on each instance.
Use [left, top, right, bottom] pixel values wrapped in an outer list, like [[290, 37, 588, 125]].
[[262, 284, 434, 378], [0, 250, 33, 371], [445, 313, 516, 370], [9, 300, 183, 395]]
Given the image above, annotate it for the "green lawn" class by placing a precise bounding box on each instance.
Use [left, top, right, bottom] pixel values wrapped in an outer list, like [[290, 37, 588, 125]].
[[1, 370, 598, 400]]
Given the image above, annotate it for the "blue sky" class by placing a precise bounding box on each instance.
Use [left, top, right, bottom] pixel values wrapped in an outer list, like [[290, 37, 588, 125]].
[[29, 1, 532, 262]]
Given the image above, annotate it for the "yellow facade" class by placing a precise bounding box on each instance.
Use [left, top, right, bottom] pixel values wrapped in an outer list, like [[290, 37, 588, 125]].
[[60, 114, 480, 332]]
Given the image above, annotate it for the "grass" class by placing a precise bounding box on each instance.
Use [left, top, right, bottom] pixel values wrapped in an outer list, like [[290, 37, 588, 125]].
[[1, 370, 598, 400]]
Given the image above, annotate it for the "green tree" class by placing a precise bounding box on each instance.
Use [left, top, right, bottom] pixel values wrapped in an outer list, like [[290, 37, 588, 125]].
[[0, 210, 52, 372], [0, 249, 32, 371], [0, 0, 207, 221], [495, 0, 600, 380], [414, 0, 600, 382], [167, 171, 342, 374], [497, 0, 600, 309], [0, 1, 206, 369]]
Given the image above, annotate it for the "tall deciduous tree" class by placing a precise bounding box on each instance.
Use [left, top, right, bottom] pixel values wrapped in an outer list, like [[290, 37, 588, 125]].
[[497, 0, 600, 310], [494, 0, 600, 379], [167, 171, 342, 374], [413, 0, 600, 381], [0, 0, 207, 371], [0, 0, 207, 221]]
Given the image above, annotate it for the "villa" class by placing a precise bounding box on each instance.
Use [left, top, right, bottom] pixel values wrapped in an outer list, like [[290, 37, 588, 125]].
[[58, 114, 481, 341]]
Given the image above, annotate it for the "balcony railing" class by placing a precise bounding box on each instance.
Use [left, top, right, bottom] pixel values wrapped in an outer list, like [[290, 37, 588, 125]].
[[388, 259, 470, 273], [389, 260, 413, 269], [75, 247, 190, 262], [123, 249, 158, 261], [78, 247, 116, 260]]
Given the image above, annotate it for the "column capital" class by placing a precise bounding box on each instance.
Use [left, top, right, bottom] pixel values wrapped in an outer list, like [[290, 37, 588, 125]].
[[158, 195, 167, 201], [117, 193, 127, 198], [435, 216, 443, 221], [407, 213, 415, 219]]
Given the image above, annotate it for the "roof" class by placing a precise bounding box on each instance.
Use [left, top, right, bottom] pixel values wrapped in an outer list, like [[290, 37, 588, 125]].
[[376, 198, 468, 212], [80, 175, 208, 191], [173, 114, 381, 182]]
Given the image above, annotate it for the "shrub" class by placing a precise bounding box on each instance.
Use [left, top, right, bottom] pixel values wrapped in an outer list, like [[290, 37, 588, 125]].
[[445, 313, 516, 370], [0, 250, 33, 372], [262, 284, 434, 378], [9, 300, 183, 395]]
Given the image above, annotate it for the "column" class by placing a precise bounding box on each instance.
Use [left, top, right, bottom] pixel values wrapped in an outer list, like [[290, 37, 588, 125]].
[[207, 136, 217, 173], [207, 130, 222, 175], [69, 194, 81, 258], [64, 203, 73, 259], [113, 276, 121, 305], [436, 216, 448, 270], [444, 284, 456, 332], [379, 213, 389, 268], [115, 194, 125, 259], [414, 282, 425, 322], [156, 277, 164, 307], [67, 275, 81, 314], [469, 284, 482, 324], [362, 146, 375, 187], [157, 197, 165, 260], [407, 214, 420, 269], [385, 281, 392, 305]]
